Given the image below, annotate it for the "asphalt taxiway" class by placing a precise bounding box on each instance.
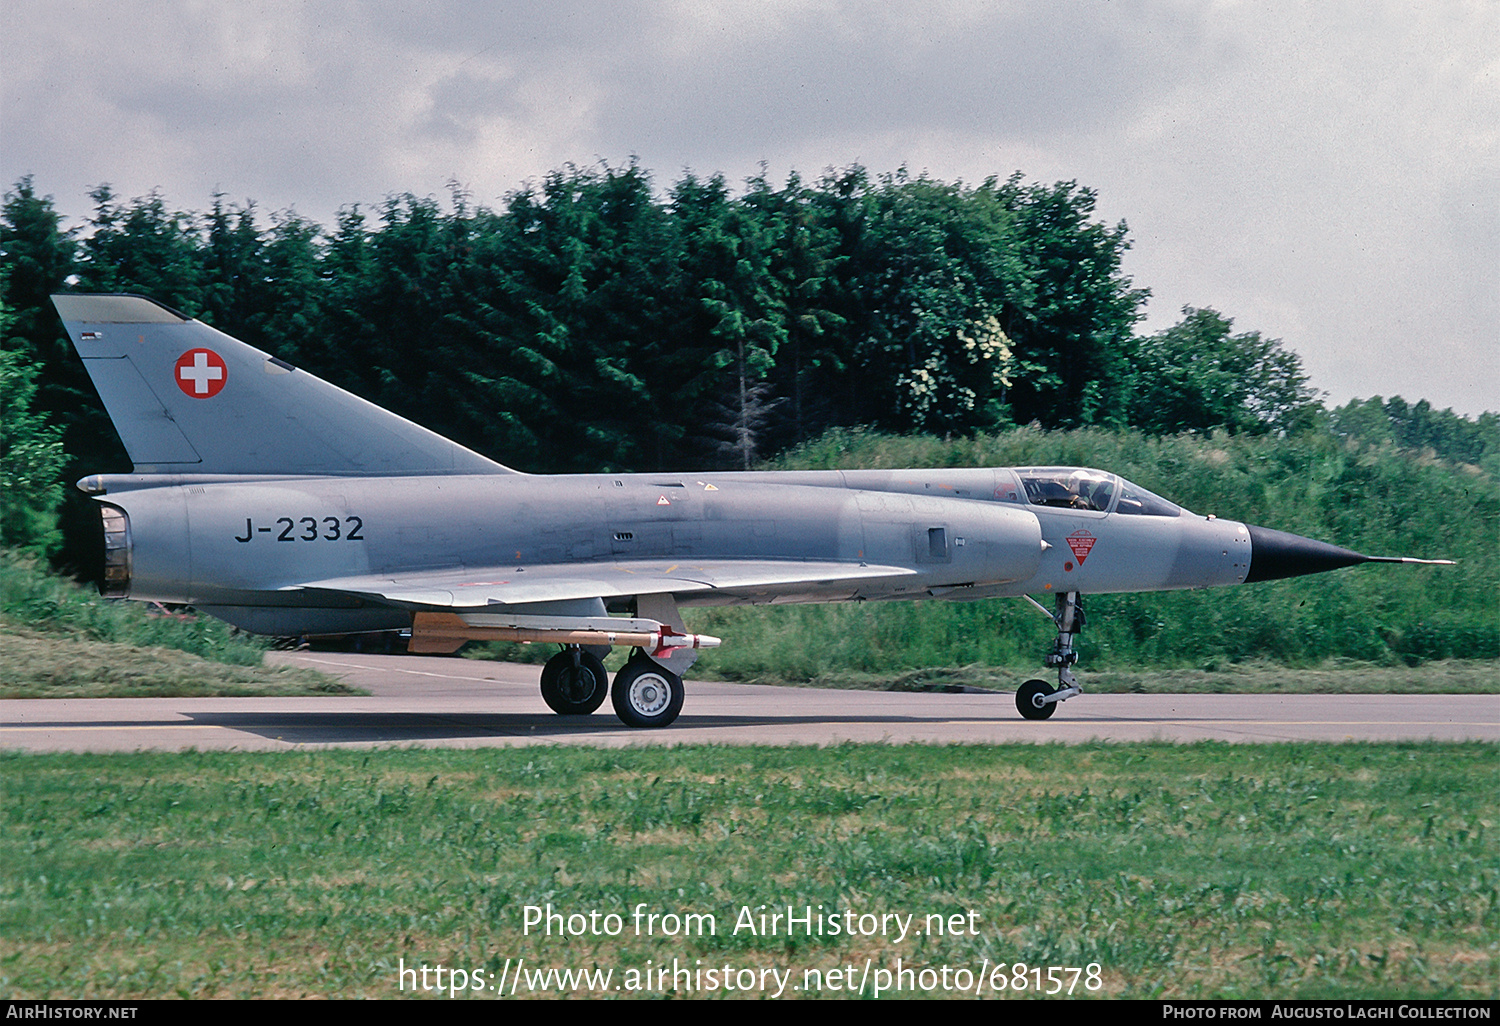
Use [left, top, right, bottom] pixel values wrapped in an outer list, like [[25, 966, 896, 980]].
[[0, 652, 1495, 753]]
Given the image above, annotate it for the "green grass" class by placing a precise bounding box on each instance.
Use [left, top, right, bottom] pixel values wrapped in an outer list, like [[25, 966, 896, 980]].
[[2, 743, 1494, 999], [669, 426, 1500, 681], [11, 421, 1498, 696], [1, 551, 270, 665], [474, 426, 1499, 682], [0, 628, 355, 698], [0, 553, 348, 697], [680, 658, 1500, 695]]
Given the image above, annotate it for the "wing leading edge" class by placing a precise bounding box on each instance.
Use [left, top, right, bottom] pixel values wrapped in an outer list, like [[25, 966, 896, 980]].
[[295, 558, 919, 609]]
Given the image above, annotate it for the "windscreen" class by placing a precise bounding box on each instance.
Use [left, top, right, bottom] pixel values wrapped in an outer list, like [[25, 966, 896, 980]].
[[1016, 468, 1185, 517], [1018, 469, 1116, 512], [1114, 478, 1183, 516]]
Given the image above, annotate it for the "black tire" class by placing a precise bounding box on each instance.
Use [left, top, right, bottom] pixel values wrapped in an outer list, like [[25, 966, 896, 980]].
[[611, 656, 685, 728], [1015, 679, 1057, 721], [540, 648, 609, 715]]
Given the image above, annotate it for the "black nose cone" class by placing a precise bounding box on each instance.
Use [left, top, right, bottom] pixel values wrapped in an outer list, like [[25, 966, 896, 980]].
[[1244, 524, 1372, 583]]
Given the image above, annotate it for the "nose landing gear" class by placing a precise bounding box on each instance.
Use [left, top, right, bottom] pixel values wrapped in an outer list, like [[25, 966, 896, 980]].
[[1016, 591, 1086, 721]]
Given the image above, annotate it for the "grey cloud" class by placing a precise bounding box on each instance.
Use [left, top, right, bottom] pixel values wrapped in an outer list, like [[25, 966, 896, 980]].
[[558, 3, 1221, 157], [2, 0, 1494, 414]]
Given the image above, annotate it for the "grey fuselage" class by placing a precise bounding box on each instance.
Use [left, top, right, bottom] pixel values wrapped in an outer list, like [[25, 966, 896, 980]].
[[91, 465, 1250, 636]]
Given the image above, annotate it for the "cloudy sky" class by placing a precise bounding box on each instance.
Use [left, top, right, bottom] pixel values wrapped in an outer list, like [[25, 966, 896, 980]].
[[4, 0, 1496, 415]]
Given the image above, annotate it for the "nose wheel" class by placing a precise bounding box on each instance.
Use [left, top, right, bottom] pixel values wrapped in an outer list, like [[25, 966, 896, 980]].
[[1015, 679, 1058, 720], [1016, 591, 1086, 720]]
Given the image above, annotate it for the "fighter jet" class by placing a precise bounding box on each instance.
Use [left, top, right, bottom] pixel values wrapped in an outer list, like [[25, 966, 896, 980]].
[[51, 294, 1452, 726]]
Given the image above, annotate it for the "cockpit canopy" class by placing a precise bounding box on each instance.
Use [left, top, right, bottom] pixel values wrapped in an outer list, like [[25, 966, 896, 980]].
[[1015, 468, 1184, 517]]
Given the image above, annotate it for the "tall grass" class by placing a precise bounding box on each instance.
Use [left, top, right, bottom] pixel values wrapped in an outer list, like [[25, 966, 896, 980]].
[[0, 551, 268, 667], [687, 427, 1498, 678]]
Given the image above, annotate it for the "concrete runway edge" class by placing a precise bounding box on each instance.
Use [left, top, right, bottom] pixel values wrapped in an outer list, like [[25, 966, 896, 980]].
[[0, 652, 1495, 752]]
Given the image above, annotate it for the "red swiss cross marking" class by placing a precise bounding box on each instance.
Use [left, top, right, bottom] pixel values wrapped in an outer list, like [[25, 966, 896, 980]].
[[175, 349, 227, 398], [1066, 530, 1097, 564]]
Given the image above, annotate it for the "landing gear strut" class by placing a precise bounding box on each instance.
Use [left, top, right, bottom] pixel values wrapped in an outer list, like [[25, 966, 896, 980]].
[[1016, 591, 1086, 721]]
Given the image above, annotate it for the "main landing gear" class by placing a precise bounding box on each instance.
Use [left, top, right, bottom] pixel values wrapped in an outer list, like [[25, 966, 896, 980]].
[[611, 653, 685, 728], [1016, 591, 1086, 721], [540, 647, 609, 715], [539, 646, 685, 728]]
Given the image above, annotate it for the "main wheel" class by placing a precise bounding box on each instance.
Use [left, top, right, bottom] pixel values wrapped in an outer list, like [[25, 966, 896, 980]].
[[540, 648, 610, 715], [1015, 679, 1057, 721], [611, 656, 685, 728]]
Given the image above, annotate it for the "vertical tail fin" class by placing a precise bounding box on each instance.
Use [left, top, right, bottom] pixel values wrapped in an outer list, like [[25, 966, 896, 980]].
[[52, 294, 514, 477]]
